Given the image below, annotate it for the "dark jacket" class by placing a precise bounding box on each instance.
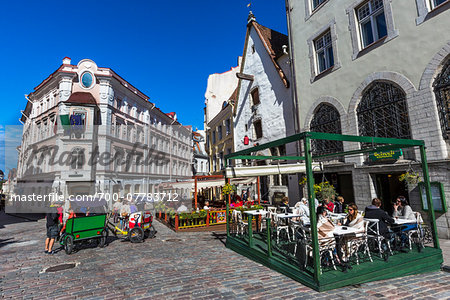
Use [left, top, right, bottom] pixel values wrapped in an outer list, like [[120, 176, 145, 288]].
[[334, 201, 345, 213], [364, 205, 395, 235], [46, 208, 59, 227]]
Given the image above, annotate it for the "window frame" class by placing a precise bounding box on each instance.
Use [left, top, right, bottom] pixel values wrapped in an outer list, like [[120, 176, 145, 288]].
[[356, 0, 387, 49], [314, 30, 334, 74], [304, 0, 331, 20], [253, 119, 263, 140], [307, 19, 341, 82], [415, 0, 449, 25], [251, 88, 260, 106], [346, 0, 398, 60]]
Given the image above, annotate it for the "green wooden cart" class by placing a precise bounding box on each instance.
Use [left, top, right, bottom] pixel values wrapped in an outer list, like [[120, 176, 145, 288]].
[[60, 214, 108, 255]]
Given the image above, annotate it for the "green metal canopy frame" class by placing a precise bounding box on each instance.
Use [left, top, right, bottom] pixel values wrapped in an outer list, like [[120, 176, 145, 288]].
[[224, 131, 442, 291]]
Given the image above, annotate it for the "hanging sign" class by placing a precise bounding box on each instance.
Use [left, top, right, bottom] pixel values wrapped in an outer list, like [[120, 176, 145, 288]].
[[369, 149, 402, 161]]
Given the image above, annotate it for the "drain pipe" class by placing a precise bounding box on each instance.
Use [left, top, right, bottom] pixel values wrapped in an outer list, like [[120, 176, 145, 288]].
[[285, 0, 301, 136]]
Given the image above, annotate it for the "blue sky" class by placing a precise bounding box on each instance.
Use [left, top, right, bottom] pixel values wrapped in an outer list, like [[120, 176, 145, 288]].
[[0, 0, 288, 174]]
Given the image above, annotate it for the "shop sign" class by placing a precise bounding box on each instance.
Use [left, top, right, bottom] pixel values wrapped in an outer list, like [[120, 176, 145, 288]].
[[369, 149, 402, 161]]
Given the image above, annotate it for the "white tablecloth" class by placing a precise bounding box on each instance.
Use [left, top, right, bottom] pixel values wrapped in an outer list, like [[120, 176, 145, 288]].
[[277, 213, 301, 219], [394, 218, 416, 225], [333, 225, 359, 236], [244, 210, 267, 216]]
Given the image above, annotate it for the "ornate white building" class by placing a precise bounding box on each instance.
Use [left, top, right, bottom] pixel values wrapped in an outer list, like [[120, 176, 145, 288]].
[[15, 58, 192, 210]]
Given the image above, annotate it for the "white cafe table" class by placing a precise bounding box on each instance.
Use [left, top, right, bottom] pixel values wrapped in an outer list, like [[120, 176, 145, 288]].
[[277, 213, 301, 219], [244, 210, 268, 216], [394, 218, 416, 225], [333, 225, 359, 236]]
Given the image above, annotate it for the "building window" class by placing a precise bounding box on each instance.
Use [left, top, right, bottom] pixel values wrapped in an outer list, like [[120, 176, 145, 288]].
[[346, 0, 397, 59], [312, 0, 328, 10], [307, 20, 340, 81], [433, 59, 450, 140], [314, 30, 334, 74], [212, 131, 216, 144], [415, 0, 449, 25], [219, 152, 224, 169], [430, 0, 448, 9], [251, 88, 260, 106], [225, 119, 231, 135], [218, 125, 223, 140], [253, 119, 263, 139], [357, 81, 412, 146], [357, 0, 387, 48], [71, 148, 84, 170], [310, 103, 344, 156]]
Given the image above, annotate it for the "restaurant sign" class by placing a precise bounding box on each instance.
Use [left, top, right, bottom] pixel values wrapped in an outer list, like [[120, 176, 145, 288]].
[[369, 149, 402, 161]]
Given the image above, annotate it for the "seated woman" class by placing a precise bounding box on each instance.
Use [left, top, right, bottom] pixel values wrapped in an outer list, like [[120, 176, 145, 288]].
[[343, 204, 364, 234], [393, 196, 416, 230], [316, 206, 343, 269], [317, 206, 335, 243], [341, 203, 365, 263]]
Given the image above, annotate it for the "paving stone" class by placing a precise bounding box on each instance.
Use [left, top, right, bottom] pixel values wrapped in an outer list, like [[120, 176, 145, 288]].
[[1, 214, 450, 299]]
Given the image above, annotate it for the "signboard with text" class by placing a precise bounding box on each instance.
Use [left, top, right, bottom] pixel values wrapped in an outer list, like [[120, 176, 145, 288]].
[[369, 149, 402, 161]]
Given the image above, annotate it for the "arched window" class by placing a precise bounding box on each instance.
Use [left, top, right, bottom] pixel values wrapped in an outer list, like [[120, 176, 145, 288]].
[[310, 103, 343, 156], [357, 81, 411, 143], [433, 59, 450, 140]]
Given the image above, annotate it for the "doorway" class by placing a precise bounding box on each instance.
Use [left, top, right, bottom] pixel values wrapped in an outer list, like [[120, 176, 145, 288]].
[[374, 174, 408, 216]]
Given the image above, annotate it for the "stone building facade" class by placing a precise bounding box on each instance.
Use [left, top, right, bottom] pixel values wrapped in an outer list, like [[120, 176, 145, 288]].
[[286, 0, 450, 237], [15, 58, 192, 210]]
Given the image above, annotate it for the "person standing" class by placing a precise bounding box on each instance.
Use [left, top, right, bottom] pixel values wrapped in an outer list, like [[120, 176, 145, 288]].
[[45, 203, 60, 255]]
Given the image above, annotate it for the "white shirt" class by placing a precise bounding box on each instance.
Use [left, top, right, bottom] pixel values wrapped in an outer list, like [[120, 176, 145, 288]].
[[203, 206, 210, 210]]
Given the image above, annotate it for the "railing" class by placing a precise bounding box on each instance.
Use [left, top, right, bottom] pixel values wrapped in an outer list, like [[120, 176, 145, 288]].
[[155, 209, 232, 231]]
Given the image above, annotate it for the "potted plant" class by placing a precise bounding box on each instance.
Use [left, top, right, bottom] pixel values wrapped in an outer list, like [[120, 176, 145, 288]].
[[399, 171, 421, 185], [313, 181, 337, 202]]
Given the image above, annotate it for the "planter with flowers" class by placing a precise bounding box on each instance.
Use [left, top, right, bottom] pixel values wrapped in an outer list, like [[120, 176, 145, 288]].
[[399, 171, 422, 185]]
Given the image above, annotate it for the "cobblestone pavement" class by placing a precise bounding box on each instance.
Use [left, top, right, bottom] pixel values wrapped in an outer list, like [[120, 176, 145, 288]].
[[1, 213, 449, 299]]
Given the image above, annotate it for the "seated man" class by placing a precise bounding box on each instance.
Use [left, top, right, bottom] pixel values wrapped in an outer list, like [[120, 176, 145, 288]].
[[365, 198, 395, 236]]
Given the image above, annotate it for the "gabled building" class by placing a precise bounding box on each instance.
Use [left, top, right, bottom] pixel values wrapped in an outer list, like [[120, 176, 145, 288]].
[[192, 129, 208, 176], [233, 13, 298, 204]]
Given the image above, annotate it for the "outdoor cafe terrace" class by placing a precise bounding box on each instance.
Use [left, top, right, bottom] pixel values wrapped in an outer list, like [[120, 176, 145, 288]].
[[222, 132, 444, 291]]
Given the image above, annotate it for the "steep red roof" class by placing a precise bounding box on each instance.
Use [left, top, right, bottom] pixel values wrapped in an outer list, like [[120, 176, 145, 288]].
[[253, 22, 289, 61], [65, 92, 97, 105], [251, 21, 289, 88]]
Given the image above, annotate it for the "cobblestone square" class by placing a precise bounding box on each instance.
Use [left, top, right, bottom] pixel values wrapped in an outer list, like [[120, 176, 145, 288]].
[[1, 213, 449, 299]]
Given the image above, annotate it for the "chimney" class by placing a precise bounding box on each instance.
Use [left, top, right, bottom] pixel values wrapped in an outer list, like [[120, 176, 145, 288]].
[[62, 57, 71, 65]]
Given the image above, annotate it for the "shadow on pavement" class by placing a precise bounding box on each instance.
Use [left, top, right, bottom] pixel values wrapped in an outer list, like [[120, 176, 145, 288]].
[[0, 211, 44, 229], [0, 238, 17, 249], [211, 232, 227, 246]]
